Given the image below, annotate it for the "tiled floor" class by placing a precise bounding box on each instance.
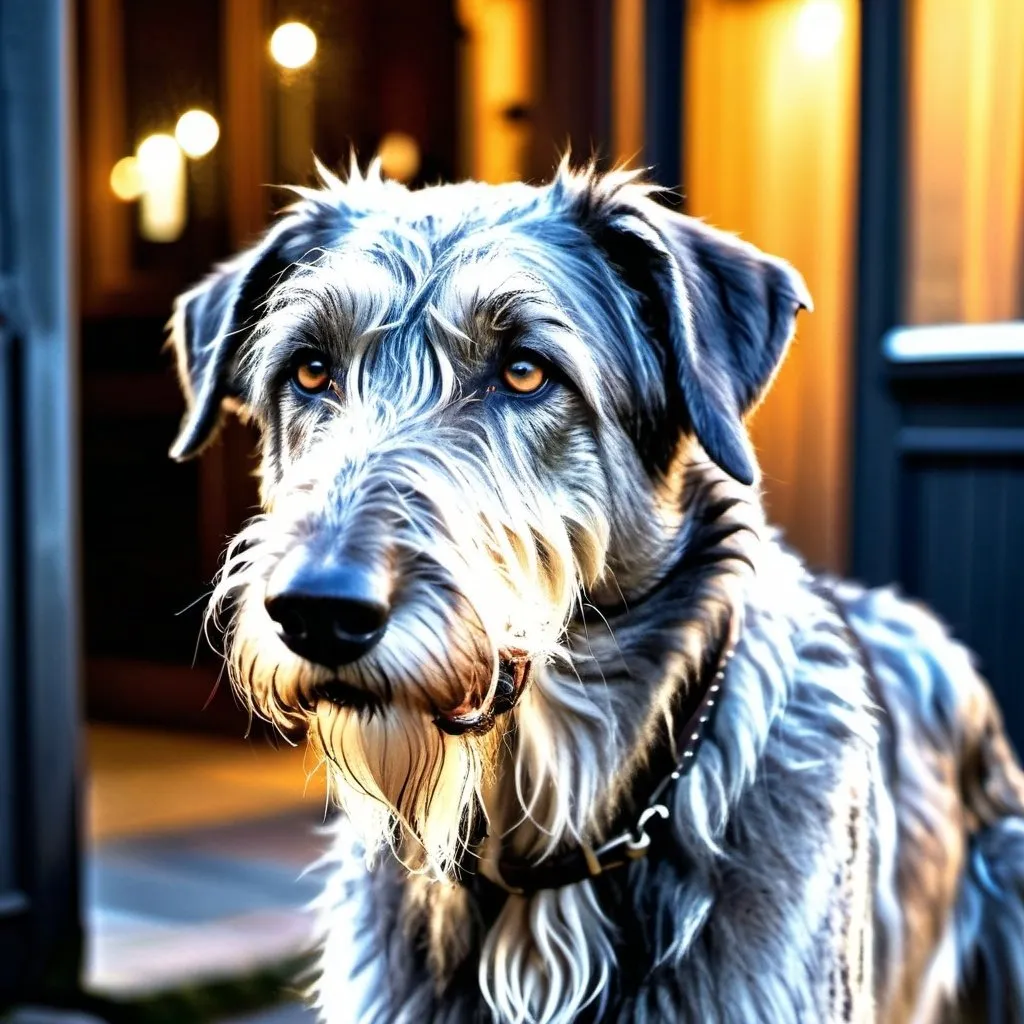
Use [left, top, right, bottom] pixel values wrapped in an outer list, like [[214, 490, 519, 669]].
[[84, 725, 331, 1001], [222, 1003, 315, 1024]]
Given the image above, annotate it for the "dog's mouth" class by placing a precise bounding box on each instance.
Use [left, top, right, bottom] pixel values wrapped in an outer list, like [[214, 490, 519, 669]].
[[433, 652, 531, 737], [310, 678, 384, 716], [306, 652, 530, 735]]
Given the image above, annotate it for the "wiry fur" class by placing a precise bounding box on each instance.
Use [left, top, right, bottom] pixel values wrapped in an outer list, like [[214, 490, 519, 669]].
[[169, 160, 1024, 1023]]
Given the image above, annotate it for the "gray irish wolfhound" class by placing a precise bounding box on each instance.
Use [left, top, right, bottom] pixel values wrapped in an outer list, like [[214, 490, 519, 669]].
[[169, 161, 1024, 1023]]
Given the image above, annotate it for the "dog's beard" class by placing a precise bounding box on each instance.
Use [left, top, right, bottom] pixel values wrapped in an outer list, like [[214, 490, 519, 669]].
[[313, 700, 503, 875], [209, 427, 610, 876]]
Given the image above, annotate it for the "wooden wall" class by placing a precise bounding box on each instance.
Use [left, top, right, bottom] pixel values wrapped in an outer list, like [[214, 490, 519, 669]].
[[685, 0, 860, 572]]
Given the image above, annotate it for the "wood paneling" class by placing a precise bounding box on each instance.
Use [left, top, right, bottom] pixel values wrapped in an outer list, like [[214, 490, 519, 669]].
[[223, 0, 270, 246], [685, 0, 860, 572], [900, 452, 1024, 751], [611, 0, 644, 165], [529, 0, 613, 177]]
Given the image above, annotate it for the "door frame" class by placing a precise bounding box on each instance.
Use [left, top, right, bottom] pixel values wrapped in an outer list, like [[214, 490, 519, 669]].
[[850, 0, 908, 584], [0, 0, 83, 1004]]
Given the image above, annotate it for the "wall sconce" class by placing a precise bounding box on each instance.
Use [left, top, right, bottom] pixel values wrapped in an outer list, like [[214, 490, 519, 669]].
[[109, 156, 144, 202], [378, 132, 421, 182], [270, 22, 317, 70], [136, 133, 186, 242]]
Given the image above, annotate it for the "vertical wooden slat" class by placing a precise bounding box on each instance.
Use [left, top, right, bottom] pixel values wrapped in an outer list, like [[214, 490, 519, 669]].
[[529, 0, 613, 177], [456, 0, 534, 184], [611, 0, 645, 165], [644, 0, 684, 189], [849, 0, 907, 585], [81, 0, 132, 311], [223, 0, 270, 247], [194, 0, 272, 584], [905, 0, 1024, 324]]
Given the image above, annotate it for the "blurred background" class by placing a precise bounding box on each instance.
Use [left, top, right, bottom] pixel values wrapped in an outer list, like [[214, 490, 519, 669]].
[[1, 0, 1022, 1019]]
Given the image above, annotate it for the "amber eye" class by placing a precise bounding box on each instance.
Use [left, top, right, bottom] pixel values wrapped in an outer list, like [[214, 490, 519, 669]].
[[501, 356, 547, 395], [292, 355, 331, 394]]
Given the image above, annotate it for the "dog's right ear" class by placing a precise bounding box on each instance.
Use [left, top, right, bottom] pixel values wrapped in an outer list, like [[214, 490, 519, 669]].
[[168, 215, 312, 461], [560, 168, 810, 486]]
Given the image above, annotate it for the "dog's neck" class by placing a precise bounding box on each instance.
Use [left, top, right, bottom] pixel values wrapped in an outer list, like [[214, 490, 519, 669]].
[[485, 462, 759, 858], [393, 464, 763, 1001]]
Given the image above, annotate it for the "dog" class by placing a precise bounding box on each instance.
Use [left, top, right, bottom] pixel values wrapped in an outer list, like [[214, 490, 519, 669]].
[[168, 159, 1024, 1023]]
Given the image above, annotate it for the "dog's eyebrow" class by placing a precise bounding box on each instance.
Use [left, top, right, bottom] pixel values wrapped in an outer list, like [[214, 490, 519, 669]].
[[483, 295, 604, 413]]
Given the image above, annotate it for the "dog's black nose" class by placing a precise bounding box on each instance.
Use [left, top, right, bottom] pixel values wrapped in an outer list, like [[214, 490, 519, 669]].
[[265, 550, 390, 667]]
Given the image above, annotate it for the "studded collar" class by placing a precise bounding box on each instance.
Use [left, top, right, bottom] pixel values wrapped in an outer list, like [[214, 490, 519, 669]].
[[461, 611, 740, 898]]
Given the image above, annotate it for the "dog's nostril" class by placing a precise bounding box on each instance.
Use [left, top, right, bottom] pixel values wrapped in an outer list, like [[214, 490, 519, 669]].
[[271, 605, 307, 641], [330, 597, 389, 639]]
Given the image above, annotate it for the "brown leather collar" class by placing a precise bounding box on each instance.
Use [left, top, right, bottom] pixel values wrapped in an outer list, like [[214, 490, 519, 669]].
[[461, 612, 740, 898]]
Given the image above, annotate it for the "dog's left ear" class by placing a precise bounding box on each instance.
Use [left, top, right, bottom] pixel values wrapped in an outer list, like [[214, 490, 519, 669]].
[[575, 182, 811, 485], [168, 215, 313, 461]]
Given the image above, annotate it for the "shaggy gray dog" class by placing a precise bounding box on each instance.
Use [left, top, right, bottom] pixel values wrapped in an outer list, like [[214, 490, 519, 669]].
[[169, 160, 1024, 1023]]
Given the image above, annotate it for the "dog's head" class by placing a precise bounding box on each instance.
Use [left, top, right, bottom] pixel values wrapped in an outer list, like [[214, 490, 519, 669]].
[[169, 161, 808, 875]]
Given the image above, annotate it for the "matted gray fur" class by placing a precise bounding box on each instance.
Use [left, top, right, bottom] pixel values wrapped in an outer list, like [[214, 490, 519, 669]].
[[168, 159, 1024, 1023]]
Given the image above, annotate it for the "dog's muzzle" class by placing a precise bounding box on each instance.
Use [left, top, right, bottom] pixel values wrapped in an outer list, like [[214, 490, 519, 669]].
[[262, 543, 531, 734]]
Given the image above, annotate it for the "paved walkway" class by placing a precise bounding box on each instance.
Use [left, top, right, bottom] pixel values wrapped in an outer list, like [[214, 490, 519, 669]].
[[84, 726, 330, 1002]]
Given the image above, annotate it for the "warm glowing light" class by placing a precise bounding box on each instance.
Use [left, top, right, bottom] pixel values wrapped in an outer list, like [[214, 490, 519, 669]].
[[109, 155, 144, 201], [136, 133, 186, 242], [175, 109, 220, 158], [378, 131, 421, 182], [270, 21, 317, 69], [795, 0, 843, 59]]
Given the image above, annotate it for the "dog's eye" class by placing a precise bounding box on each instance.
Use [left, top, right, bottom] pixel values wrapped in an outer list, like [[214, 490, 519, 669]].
[[501, 356, 547, 395], [292, 355, 332, 395]]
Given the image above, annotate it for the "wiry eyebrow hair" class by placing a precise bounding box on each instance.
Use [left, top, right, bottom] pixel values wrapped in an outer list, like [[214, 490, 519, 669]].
[[239, 252, 409, 407], [427, 280, 605, 414]]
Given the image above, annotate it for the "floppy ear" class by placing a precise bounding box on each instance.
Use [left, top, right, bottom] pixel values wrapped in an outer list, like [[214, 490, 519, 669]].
[[168, 215, 311, 460], [658, 212, 812, 484], [576, 181, 811, 485]]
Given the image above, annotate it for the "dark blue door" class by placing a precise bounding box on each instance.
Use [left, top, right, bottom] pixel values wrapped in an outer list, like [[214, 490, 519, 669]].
[[852, 1, 1024, 751]]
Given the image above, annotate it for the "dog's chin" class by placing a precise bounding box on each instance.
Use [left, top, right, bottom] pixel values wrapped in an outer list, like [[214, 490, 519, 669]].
[[310, 678, 385, 716], [306, 687, 504, 875]]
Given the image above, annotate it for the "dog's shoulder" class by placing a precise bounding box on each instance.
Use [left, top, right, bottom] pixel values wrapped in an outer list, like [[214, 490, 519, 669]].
[[819, 578, 988, 748]]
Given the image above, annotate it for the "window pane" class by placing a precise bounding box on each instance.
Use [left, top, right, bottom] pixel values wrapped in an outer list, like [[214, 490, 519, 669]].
[[905, 0, 1024, 324]]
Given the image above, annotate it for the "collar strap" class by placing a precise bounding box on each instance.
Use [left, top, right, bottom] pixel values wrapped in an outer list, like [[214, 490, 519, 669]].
[[465, 614, 740, 897]]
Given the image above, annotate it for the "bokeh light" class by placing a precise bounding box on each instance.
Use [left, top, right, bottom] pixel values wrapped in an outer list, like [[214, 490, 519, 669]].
[[270, 22, 317, 69], [109, 155, 144, 201], [794, 0, 843, 59], [136, 133, 186, 242], [175, 109, 220, 158], [378, 131, 421, 183]]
